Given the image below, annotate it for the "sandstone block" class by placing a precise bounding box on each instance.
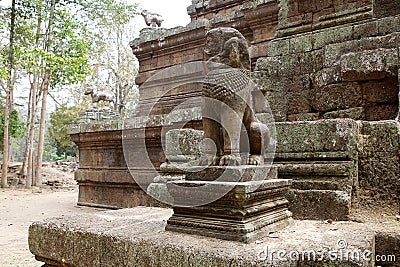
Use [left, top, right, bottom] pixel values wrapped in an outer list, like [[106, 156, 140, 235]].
[[310, 82, 362, 112], [323, 107, 365, 120], [361, 77, 398, 104], [340, 48, 398, 81], [286, 189, 351, 220], [365, 104, 398, 120], [275, 119, 359, 156]]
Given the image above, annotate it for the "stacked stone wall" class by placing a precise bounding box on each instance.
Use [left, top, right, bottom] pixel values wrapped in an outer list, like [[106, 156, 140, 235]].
[[255, 2, 400, 122], [255, 0, 400, 207]]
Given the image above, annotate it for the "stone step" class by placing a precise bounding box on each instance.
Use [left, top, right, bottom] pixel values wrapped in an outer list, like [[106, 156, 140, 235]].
[[286, 189, 351, 221]]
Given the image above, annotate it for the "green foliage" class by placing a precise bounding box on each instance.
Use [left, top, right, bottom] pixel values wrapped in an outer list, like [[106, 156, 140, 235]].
[[81, 0, 139, 27], [0, 11, 9, 82], [1, 0, 140, 160], [0, 109, 25, 147], [81, 0, 139, 115], [48, 104, 78, 158], [2, 0, 138, 106], [0, 65, 8, 80], [11, 1, 91, 89], [48, 9, 91, 88]]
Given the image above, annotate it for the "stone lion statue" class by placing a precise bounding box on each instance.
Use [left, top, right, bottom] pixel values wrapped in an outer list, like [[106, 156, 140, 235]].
[[200, 27, 270, 166], [84, 88, 115, 107], [141, 10, 164, 28]]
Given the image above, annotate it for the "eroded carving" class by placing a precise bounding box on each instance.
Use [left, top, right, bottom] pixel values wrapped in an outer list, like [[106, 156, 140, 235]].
[[84, 88, 115, 107], [141, 10, 164, 28], [201, 27, 270, 166]]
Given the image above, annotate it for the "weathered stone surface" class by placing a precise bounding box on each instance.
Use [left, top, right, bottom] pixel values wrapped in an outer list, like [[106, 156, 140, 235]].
[[30, 207, 395, 267], [147, 179, 179, 205], [340, 49, 399, 81], [323, 107, 365, 120], [165, 128, 203, 162], [287, 112, 319, 121], [257, 11, 399, 123], [166, 164, 291, 243], [264, 90, 288, 122], [275, 119, 359, 156], [273, 119, 358, 220], [374, 0, 400, 18], [358, 121, 400, 205], [365, 104, 398, 121], [266, 38, 290, 57], [361, 77, 399, 104], [286, 189, 351, 220], [148, 129, 203, 205], [277, 0, 373, 36], [310, 82, 363, 113], [375, 231, 400, 267], [70, 128, 173, 209], [313, 25, 354, 50], [77, 183, 158, 209], [359, 120, 400, 154], [185, 165, 277, 182], [312, 67, 342, 88], [286, 92, 312, 114]]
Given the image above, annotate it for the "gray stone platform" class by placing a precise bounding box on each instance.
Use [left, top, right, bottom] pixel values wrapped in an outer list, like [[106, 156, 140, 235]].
[[29, 207, 399, 267]]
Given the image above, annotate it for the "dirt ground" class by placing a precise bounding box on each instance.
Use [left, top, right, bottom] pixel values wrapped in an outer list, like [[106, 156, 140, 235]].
[[0, 166, 105, 267]]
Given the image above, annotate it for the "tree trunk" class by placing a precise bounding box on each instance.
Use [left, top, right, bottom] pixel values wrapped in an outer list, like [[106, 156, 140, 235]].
[[35, 0, 55, 186], [21, 7, 42, 178], [35, 80, 48, 186], [1, 92, 11, 188], [26, 144, 33, 188], [8, 69, 16, 162], [1, 0, 16, 188], [21, 82, 32, 177], [25, 76, 40, 188]]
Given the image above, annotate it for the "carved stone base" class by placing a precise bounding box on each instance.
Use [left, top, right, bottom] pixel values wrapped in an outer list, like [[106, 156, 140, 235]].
[[166, 166, 292, 243]]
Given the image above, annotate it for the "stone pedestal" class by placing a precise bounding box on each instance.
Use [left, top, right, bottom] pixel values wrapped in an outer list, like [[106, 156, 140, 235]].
[[166, 166, 292, 243]]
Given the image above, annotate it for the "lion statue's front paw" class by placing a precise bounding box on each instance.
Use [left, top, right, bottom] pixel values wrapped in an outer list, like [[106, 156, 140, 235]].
[[248, 155, 262, 165], [219, 155, 241, 166], [198, 155, 220, 166]]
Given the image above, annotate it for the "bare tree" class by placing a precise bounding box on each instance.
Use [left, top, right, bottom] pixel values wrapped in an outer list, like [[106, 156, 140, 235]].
[[35, 0, 55, 186], [1, 0, 15, 188], [21, 0, 43, 187]]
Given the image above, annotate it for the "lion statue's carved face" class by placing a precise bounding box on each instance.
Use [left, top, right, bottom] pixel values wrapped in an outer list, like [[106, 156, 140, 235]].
[[204, 27, 250, 70]]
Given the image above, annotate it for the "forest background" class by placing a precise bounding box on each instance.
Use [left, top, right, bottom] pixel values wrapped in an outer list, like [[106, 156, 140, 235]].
[[0, 0, 190, 188]]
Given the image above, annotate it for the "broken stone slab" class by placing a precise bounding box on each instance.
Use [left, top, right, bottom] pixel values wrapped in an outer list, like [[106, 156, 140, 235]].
[[29, 207, 389, 267]]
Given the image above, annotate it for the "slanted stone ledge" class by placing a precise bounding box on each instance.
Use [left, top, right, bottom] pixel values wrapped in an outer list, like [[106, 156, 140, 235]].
[[28, 207, 399, 267]]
